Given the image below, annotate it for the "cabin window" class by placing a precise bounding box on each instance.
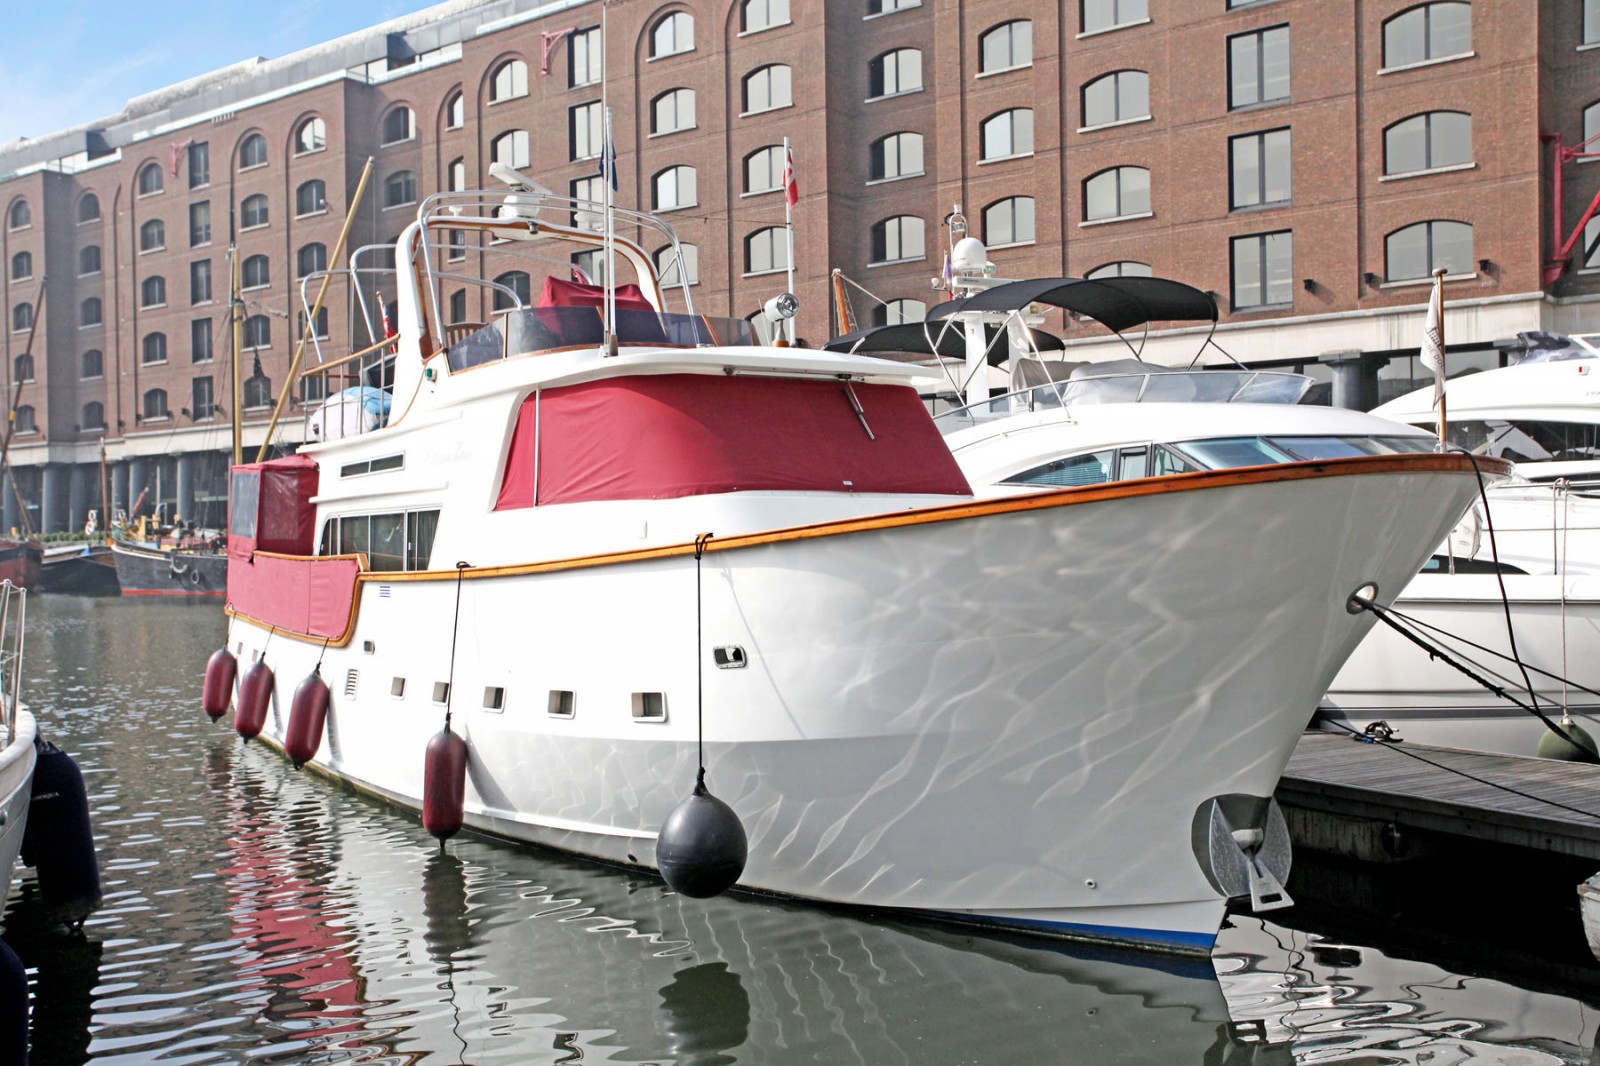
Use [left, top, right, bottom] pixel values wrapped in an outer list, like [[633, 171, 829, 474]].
[[230, 472, 261, 537], [323, 508, 440, 570]]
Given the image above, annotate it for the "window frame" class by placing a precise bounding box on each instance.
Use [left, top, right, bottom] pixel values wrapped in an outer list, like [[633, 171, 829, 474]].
[[295, 117, 327, 155], [651, 12, 695, 58], [380, 106, 416, 146], [1080, 0, 1148, 36], [1230, 230, 1294, 311], [869, 48, 924, 100], [1228, 25, 1290, 110], [1080, 70, 1150, 130], [870, 131, 925, 182], [1228, 127, 1292, 210], [745, 226, 790, 276], [1381, 2, 1473, 71], [870, 215, 927, 265], [489, 59, 530, 103], [985, 196, 1037, 247], [743, 64, 793, 115], [981, 109, 1035, 161], [238, 133, 268, 171], [1383, 219, 1475, 282], [240, 194, 270, 231], [979, 20, 1033, 75], [1382, 111, 1473, 177], [1082, 166, 1152, 224], [295, 179, 328, 218]]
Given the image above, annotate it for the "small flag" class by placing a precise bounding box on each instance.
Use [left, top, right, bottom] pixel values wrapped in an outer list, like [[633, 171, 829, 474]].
[[781, 147, 798, 209], [598, 135, 617, 192], [1421, 269, 1445, 410], [941, 252, 953, 287], [572, 264, 592, 285]]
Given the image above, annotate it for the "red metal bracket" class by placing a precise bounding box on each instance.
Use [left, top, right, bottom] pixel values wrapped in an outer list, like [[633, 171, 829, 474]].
[[1543, 131, 1600, 285], [540, 27, 577, 75]]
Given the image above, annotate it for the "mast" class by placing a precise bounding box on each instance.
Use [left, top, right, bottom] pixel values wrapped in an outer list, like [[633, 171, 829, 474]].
[[231, 246, 243, 466], [0, 278, 46, 539]]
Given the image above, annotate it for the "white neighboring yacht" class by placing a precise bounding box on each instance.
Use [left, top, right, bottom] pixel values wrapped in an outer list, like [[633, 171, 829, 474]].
[[0, 583, 33, 907], [213, 175, 1493, 954]]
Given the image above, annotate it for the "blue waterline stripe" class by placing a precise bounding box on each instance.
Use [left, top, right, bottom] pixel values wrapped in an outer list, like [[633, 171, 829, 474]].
[[940, 910, 1219, 953]]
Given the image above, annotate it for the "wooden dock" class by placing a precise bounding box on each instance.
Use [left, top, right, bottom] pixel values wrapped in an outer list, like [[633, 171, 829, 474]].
[[1278, 732, 1600, 861]]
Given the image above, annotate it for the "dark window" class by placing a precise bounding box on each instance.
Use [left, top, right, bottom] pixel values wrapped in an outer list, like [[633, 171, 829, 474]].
[[192, 318, 213, 363], [238, 132, 268, 169], [5, 201, 26, 229], [143, 388, 169, 420], [1384, 112, 1472, 174], [188, 141, 210, 187], [77, 194, 99, 223], [190, 260, 212, 304], [141, 331, 168, 365], [240, 194, 269, 229], [381, 107, 415, 144], [140, 276, 166, 308], [871, 216, 925, 263], [1229, 26, 1290, 109], [298, 242, 327, 278], [1231, 230, 1294, 309], [80, 298, 102, 327], [298, 307, 329, 339], [244, 314, 271, 349], [1385, 220, 1473, 281], [81, 349, 103, 379], [492, 271, 531, 311], [137, 163, 163, 195], [82, 402, 105, 429], [192, 376, 215, 419], [871, 132, 923, 179], [242, 254, 270, 290], [1230, 128, 1291, 208], [569, 28, 601, 87], [13, 355, 32, 382], [384, 171, 417, 209], [1082, 71, 1148, 127], [1383, 2, 1472, 68], [10, 304, 31, 333], [140, 219, 165, 251], [13, 407, 35, 434], [189, 201, 211, 246], [78, 246, 101, 275], [1081, 0, 1146, 34], [296, 180, 327, 216], [449, 289, 468, 323], [10, 252, 30, 280]]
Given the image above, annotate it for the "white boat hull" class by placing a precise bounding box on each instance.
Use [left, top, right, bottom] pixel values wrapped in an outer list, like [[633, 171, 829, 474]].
[[228, 462, 1480, 953], [1323, 573, 1600, 757], [0, 709, 36, 908]]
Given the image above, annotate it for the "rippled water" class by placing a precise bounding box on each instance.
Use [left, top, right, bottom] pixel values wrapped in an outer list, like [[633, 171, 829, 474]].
[[5, 596, 1599, 1064]]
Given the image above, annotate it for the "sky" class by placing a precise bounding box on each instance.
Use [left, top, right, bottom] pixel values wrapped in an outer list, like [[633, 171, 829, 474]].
[[0, 0, 430, 144]]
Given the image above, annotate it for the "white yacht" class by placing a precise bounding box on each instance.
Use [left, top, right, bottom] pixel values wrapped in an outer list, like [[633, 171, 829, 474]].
[[0, 583, 34, 906], [211, 173, 1494, 954]]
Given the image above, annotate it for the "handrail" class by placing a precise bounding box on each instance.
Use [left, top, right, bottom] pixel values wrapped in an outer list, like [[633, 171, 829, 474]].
[[0, 581, 26, 746]]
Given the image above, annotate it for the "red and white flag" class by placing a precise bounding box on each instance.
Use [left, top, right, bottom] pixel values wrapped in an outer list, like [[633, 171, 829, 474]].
[[781, 147, 798, 209], [1421, 269, 1445, 410]]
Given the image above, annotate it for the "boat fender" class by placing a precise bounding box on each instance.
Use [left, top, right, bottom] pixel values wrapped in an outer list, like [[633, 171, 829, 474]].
[[1537, 717, 1600, 762], [0, 936, 24, 1065], [20, 737, 102, 925], [169, 557, 189, 577], [189, 569, 203, 587], [234, 660, 274, 742], [422, 725, 469, 841], [656, 771, 747, 899], [284, 667, 330, 768], [201, 647, 238, 721]]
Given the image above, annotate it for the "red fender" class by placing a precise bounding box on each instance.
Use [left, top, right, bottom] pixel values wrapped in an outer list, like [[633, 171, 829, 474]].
[[201, 648, 237, 721], [284, 668, 330, 768], [234, 660, 274, 741], [422, 726, 469, 841]]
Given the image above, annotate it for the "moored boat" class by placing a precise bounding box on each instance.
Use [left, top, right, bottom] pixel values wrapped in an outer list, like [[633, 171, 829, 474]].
[[39, 542, 118, 596], [112, 537, 226, 597], [207, 174, 1496, 954]]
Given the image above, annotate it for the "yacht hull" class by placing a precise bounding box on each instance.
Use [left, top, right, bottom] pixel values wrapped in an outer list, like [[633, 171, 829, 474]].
[[0, 709, 36, 907], [1323, 572, 1600, 756], [226, 459, 1483, 953]]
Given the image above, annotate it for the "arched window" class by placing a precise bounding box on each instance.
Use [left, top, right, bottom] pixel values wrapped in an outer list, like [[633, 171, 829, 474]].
[[140, 276, 166, 308], [82, 402, 105, 430], [77, 193, 100, 223], [142, 389, 169, 420], [80, 298, 102, 327], [745, 226, 789, 274], [1384, 111, 1472, 175], [870, 48, 923, 97], [1587, 101, 1600, 148], [980, 20, 1031, 73], [1082, 70, 1149, 127], [1082, 0, 1147, 34], [744, 146, 785, 194], [238, 132, 268, 169], [81, 349, 103, 379], [243, 314, 271, 349], [78, 245, 101, 276], [381, 106, 416, 145], [448, 157, 467, 192], [742, 0, 789, 32], [653, 166, 697, 211], [743, 65, 792, 113], [297, 242, 327, 278], [240, 194, 269, 229], [490, 59, 529, 102], [491, 129, 530, 169], [13, 407, 35, 434], [141, 332, 168, 365], [385, 171, 417, 208], [445, 91, 465, 130], [985, 197, 1036, 246], [652, 88, 696, 135], [448, 290, 468, 324], [299, 307, 329, 339], [874, 299, 926, 326], [1383, 2, 1472, 68], [1086, 261, 1153, 279], [871, 215, 925, 263], [655, 243, 700, 287], [10, 304, 31, 333], [981, 109, 1033, 160], [651, 12, 694, 57], [1083, 166, 1150, 222], [242, 254, 270, 290], [492, 270, 530, 311], [870, 132, 924, 181], [10, 252, 30, 281], [1385, 220, 1474, 281], [295, 117, 327, 154], [139, 219, 166, 251], [13, 355, 33, 382], [6, 202, 27, 231], [295, 179, 327, 217], [136, 164, 163, 195], [244, 373, 271, 409]]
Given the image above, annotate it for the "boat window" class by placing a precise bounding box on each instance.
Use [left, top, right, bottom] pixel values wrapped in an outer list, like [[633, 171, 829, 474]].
[[1265, 436, 1391, 460], [1172, 437, 1297, 469], [1003, 450, 1114, 488], [339, 515, 370, 559], [1421, 555, 1526, 575], [369, 514, 405, 570], [1152, 446, 1202, 476], [325, 508, 440, 571], [229, 472, 260, 537], [407, 511, 439, 570], [1118, 446, 1149, 480], [1434, 418, 1600, 465], [340, 454, 405, 478]]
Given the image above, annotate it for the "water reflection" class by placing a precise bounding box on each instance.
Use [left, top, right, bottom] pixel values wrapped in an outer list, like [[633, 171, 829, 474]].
[[2, 597, 1597, 1064]]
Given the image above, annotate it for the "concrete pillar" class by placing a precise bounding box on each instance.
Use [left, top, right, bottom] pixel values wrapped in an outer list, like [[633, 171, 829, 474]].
[[110, 462, 130, 521], [1320, 351, 1366, 411], [177, 453, 197, 524], [0, 473, 15, 536], [129, 457, 151, 520], [68, 464, 89, 535], [41, 466, 68, 535]]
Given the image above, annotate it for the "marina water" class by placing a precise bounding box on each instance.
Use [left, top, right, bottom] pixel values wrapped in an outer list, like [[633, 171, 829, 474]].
[[6, 595, 1599, 1064]]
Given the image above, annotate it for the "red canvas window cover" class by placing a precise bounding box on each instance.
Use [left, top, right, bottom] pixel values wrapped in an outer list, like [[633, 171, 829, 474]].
[[538, 276, 654, 312], [229, 453, 319, 557], [495, 374, 971, 508]]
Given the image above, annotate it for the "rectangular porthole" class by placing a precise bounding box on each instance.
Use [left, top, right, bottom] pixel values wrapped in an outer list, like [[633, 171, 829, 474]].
[[363, 640, 375, 654], [433, 682, 451, 704], [483, 686, 505, 712], [631, 692, 666, 721], [548, 690, 575, 718], [391, 677, 406, 698]]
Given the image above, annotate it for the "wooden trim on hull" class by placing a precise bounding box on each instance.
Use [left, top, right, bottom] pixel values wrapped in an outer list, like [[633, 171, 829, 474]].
[[227, 452, 1505, 646]]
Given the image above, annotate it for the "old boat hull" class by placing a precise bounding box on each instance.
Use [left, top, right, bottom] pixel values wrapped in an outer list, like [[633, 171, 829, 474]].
[[226, 458, 1483, 954], [0, 709, 36, 905], [1322, 572, 1600, 756], [40, 545, 119, 595], [0, 540, 42, 592], [112, 541, 226, 596]]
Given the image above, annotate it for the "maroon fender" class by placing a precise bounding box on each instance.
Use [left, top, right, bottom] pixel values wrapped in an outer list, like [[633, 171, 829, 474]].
[[284, 668, 330, 768], [201, 647, 237, 721], [234, 660, 274, 741], [422, 726, 469, 841]]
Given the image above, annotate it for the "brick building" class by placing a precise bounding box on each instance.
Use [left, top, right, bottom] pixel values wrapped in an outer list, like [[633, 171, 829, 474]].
[[0, 0, 1596, 533]]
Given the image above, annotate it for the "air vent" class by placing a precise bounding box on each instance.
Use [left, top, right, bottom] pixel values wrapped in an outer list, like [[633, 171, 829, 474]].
[[713, 645, 747, 669], [343, 669, 359, 698]]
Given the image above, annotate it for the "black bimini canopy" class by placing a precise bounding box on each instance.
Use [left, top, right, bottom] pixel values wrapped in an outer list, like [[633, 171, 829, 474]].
[[926, 277, 1218, 334], [822, 321, 1065, 364]]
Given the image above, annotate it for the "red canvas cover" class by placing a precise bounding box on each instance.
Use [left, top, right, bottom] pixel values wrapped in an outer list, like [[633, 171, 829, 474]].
[[228, 552, 361, 641], [227, 454, 318, 557], [537, 276, 653, 312], [495, 374, 970, 508]]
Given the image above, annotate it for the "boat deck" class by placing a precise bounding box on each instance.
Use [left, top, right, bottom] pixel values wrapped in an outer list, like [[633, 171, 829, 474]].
[[1279, 732, 1600, 860]]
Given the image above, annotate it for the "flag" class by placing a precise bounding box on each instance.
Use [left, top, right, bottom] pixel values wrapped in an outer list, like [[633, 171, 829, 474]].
[[378, 291, 394, 339], [781, 147, 798, 208], [941, 252, 953, 288], [1421, 269, 1445, 409], [598, 134, 617, 192], [572, 264, 592, 285]]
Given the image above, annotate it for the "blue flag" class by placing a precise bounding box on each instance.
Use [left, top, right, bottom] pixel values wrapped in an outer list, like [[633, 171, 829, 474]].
[[598, 135, 617, 191]]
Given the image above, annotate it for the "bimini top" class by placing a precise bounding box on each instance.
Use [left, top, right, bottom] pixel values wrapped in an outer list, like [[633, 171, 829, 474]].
[[822, 322, 1065, 364], [927, 277, 1218, 333]]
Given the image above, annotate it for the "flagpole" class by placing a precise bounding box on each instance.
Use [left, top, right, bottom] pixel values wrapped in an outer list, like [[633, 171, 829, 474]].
[[783, 136, 796, 343], [600, 2, 617, 356], [1431, 268, 1447, 448]]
